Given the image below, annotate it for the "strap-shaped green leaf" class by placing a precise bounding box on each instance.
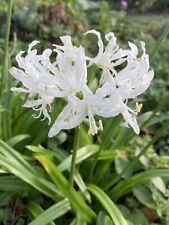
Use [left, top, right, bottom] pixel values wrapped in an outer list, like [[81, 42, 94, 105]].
[[110, 169, 169, 200], [97, 211, 114, 225], [35, 154, 96, 223], [88, 184, 128, 225], [0, 140, 62, 200], [7, 134, 30, 147], [0, 175, 31, 192], [58, 144, 99, 172], [28, 199, 71, 225], [28, 144, 93, 202]]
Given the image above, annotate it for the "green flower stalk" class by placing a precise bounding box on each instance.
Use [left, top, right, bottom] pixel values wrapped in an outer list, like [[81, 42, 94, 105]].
[[1, 0, 13, 92], [69, 128, 80, 186]]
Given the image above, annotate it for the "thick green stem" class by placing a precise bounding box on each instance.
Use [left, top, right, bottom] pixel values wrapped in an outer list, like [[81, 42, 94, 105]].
[[1, 0, 13, 140], [69, 128, 80, 186], [1, 0, 13, 92]]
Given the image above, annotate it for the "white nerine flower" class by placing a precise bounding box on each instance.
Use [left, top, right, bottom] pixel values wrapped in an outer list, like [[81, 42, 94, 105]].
[[84, 30, 127, 73], [10, 38, 88, 123], [9, 41, 55, 124], [10, 30, 154, 136], [112, 41, 154, 99]]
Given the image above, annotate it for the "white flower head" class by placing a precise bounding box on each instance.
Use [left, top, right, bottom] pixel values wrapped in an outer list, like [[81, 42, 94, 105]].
[[10, 30, 154, 136], [10, 41, 55, 123]]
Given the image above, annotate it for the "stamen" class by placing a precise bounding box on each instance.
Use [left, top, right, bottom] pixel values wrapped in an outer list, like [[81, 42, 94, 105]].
[[88, 115, 98, 135], [135, 102, 143, 116], [87, 106, 98, 135], [33, 107, 42, 118], [88, 107, 103, 135], [99, 120, 103, 131]]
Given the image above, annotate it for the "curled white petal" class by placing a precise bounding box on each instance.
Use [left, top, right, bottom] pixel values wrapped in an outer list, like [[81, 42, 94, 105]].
[[42, 48, 52, 59], [128, 42, 138, 58], [16, 51, 26, 69], [84, 29, 104, 66], [24, 97, 53, 124], [53, 35, 73, 52], [28, 40, 40, 53], [122, 106, 140, 134]]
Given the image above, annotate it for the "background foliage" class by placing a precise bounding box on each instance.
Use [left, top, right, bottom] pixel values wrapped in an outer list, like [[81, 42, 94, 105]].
[[0, 0, 169, 224]]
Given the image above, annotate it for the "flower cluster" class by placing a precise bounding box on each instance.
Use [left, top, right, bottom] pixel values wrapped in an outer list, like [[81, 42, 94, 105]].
[[10, 30, 154, 137]]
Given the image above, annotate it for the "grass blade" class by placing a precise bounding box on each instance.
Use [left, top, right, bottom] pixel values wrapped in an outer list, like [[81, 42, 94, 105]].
[[0, 141, 62, 200], [110, 121, 169, 186], [1, 0, 13, 90], [110, 169, 169, 200], [150, 25, 169, 62], [7, 134, 30, 147], [28, 199, 71, 225], [74, 170, 91, 203], [0, 154, 62, 200], [27, 201, 56, 225], [0, 175, 31, 192], [35, 154, 96, 223], [88, 184, 128, 225], [58, 144, 99, 172]]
